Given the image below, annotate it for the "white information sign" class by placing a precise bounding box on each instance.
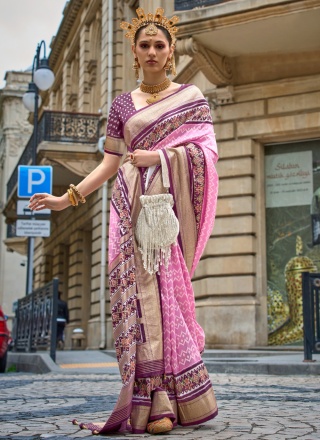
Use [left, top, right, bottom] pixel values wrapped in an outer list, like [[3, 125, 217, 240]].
[[17, 200, 51, 216], [16, 219, 51, 237], [265, 151, 313, 208]]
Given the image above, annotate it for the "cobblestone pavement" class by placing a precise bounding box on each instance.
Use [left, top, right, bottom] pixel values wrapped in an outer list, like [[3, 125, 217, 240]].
[[0, 372, 319, 440]]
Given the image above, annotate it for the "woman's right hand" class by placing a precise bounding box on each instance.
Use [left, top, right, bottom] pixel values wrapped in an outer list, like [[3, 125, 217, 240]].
[[28, 153, 121, 213], [29, 193, 70, 212]]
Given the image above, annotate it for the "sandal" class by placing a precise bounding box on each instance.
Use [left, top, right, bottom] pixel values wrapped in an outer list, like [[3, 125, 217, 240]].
[[147, 417, 173, 434]]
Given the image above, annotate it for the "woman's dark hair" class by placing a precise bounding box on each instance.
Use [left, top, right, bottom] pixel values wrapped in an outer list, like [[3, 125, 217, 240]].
[[134, 24, 172, 45]]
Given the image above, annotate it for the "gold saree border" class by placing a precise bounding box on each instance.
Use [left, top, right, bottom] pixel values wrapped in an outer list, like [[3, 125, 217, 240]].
[[124, 85, 203, 148]]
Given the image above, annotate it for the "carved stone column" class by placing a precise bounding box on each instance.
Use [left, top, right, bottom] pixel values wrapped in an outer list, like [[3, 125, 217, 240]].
[[78, 24, 90, 113], [62, 58, 71, 112]]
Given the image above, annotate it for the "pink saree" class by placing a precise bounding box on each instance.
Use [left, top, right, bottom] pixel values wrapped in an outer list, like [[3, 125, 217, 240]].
[[75, 84, 219, 434]]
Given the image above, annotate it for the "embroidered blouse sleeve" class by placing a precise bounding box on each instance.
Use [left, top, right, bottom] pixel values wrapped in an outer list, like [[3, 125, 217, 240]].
[[104, 97, 126, 157]]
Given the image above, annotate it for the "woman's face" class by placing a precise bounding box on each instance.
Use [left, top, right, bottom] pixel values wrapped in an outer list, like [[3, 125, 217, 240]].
[[133, 27, 173, 74]]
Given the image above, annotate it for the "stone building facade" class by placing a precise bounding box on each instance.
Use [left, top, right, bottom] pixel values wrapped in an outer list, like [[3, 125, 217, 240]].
[[3, 0, 320, 348], [0, 71, 32, 328]]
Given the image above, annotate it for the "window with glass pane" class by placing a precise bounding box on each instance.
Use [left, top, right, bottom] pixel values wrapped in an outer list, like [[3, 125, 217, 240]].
[[265, 139, 320, 345]]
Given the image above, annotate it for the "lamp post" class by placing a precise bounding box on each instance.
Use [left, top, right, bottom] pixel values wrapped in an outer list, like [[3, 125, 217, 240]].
[[22, 41, 55, 296]]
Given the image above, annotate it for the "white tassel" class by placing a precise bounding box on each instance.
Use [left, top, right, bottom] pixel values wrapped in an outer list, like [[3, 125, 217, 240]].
[[135, 150, 179, 275], [135, 193, 179, 274]]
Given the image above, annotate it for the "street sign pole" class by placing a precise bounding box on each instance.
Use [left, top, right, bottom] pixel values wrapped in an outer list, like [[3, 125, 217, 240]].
[[27, 87, 39, 296], [26, 236, 35, 295], [18, 165, 52, 295], [27, 86, 39, 296]]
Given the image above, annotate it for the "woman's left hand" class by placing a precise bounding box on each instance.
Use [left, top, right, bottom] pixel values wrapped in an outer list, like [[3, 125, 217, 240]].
[[130, 149, 160, 168]]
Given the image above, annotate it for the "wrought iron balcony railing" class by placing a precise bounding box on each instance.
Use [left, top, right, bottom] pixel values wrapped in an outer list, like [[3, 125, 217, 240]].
[[175, 0, 227, 10], [6, 111, 100, 200], [38, 111, 100, 143]]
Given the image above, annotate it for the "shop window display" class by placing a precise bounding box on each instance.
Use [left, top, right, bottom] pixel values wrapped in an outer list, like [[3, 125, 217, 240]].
[[265, 140, 320, 345]]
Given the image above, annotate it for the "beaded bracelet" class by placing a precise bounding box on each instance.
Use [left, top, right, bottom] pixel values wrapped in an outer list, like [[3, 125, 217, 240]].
[[67, 188, 78, 207], [70, 184, 86, 204]]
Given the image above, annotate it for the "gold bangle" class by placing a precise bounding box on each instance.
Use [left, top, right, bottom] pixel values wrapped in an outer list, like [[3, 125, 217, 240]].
[[67, 188, 78, 206], [70, 186, 86, 204], [70, 184, 86, 204]]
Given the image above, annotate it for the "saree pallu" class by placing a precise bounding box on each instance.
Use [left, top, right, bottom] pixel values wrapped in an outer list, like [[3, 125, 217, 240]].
[[76, 85, 219, 434]]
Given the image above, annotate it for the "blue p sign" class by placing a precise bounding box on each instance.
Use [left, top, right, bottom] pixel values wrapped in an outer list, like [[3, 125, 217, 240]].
[[18, 166, 53, 198]]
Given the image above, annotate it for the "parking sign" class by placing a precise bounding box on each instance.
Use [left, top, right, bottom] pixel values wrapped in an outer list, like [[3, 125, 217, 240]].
[[18, 166, 52, 198]]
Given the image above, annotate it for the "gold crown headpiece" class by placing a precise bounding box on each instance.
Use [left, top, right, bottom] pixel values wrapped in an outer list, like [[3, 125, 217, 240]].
[[120, 7, 179, 45]]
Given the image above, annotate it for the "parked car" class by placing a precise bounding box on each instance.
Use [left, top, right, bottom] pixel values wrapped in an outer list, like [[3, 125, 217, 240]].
[[0, 306, 10, 373]]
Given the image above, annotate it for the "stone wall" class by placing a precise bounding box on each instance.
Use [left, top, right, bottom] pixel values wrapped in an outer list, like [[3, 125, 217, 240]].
[[194, 74, 320, 347]]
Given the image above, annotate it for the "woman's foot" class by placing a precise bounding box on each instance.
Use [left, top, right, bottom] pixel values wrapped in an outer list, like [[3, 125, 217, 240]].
[[147, 417, 173, 434]]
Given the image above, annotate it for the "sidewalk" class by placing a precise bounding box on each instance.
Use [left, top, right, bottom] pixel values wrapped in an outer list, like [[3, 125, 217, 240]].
[[202, 348, 320, 375], [7, 348, 320, 375], [1, 360, 319, 439]]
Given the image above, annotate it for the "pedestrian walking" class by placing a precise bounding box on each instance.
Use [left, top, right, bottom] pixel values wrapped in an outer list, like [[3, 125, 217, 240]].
[[29, 6, 219, 435], [56, 291, 69, 350]]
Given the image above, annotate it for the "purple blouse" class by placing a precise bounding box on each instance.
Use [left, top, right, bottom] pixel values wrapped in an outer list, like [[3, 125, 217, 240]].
[[104, 85, 190, 156], [106, 93, 136, 140]]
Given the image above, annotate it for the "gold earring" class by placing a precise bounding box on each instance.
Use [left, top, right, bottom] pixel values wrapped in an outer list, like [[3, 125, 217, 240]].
[[164, 58, 172, 72], [171, 54, 176, 76], [133, 57, 140, 79]]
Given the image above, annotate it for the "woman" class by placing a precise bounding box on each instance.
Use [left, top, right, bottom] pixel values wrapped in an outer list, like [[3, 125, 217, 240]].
[[29, 7, 219, 436]]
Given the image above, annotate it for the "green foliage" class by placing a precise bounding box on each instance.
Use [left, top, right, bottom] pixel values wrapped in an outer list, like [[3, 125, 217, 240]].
[[6, 364, 17, 373]]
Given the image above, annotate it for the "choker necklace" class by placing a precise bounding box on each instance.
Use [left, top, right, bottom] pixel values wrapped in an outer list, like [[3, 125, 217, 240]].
[[140, 77, 171, 105]]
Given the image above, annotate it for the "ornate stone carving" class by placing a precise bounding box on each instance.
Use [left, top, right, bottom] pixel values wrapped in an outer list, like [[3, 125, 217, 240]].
[[68, 93, 78, 109], [175, 37, 233, 86], [52, 159, 100, 177], [205, 85, 234, 107], [175, 37, 199, 58], [8, 139, 20, 157], [7, 131, 30, 157], [39, 158, 56, 166], [81, 159, 100, 175], [87, 59, 98, 87], [17, 117, 32, 135], [3, 98, 30, 132], [95, 9, 101, 22], [205, 86, 234, 119], [3, 237, 28, 256]]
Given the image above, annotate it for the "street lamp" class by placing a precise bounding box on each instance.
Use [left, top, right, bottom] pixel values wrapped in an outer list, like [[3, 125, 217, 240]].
[[22, 40, 55, 295], [22, 83, 42, 112]]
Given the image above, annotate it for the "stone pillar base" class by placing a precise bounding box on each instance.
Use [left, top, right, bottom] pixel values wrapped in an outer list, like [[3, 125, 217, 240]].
[[196, 296, 258, 349]]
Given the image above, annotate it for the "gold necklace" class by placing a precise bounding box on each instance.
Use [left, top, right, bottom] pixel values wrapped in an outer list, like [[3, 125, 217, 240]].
[[140, 77, 171, 105]]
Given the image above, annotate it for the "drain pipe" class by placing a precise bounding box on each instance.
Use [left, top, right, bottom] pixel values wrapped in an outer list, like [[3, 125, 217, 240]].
[[98, 136, 107, 350], [99, 0, 114, 349]]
